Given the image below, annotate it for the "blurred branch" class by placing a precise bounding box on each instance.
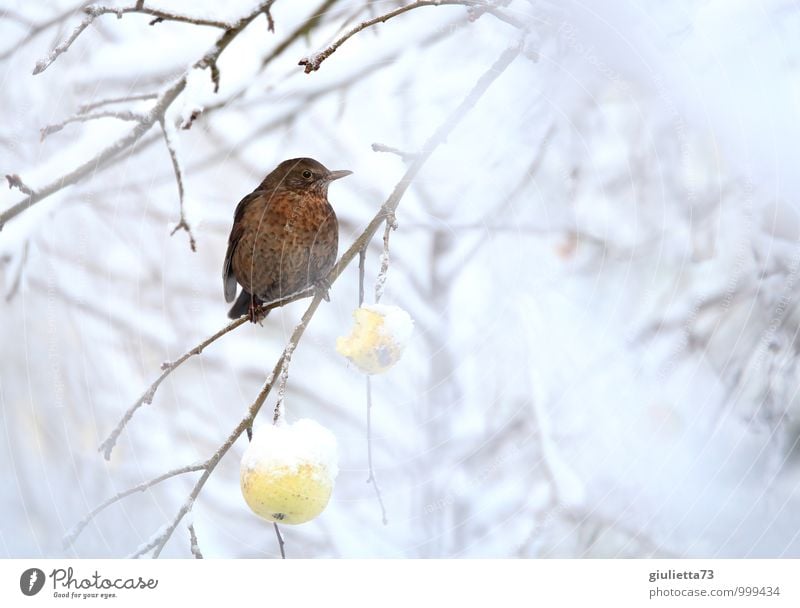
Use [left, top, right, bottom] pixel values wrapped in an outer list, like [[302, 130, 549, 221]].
[[371, 142, 417, 162], [64, 461, 206, 549], [79, 92, 158, 113], [299, 0, 523, 73], [131, 40, 523, 558], [0, 0, 93, 61], [32, 4, 230, 75], [261, 0, 340, 68], [358, 248, 389, 524], [159, 118, 196, 251], [374, 215, 397, 303], [40, 110, 145, 140], [1, 1, 279, 232]]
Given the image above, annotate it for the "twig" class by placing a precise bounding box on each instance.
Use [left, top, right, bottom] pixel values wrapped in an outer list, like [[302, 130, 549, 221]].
[[358, 247, 366, 305], [374, 215, 397, 303], [63, 461, 206, 548], [32, 3, 230, 74], [371, 142, 417, 161], [262, 0, 339, 68], [98, 317, 247, 460], [358, 244, 389, 523], [159, 118, 196, 252], [79, 92, 157, 113], [41, 110, 144, 140], [272, 343, 295, 424], [188, 523, 204, 558], [299, 0, 523, 73], [263, 0, 276, 33], [273, 523, 286, 559], [0, 1, 92, 63], [4, 241, 29, 302], [5, 174, 34, 196], [98, 287, 319, 461]]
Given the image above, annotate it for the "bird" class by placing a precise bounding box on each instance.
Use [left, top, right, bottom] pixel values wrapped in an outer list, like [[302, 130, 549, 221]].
[[223, 157, 352, 321]]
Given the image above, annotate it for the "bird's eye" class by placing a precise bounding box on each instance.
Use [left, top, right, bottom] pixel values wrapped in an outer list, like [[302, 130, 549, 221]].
[[302, 170, 313, 179]]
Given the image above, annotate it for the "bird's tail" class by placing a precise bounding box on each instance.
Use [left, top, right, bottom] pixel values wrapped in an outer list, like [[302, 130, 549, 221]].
[[228, 290, 264, 319]]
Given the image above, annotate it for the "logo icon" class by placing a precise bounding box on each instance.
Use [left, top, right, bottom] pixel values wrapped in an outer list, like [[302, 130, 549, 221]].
[[20, 568, 45, 596]]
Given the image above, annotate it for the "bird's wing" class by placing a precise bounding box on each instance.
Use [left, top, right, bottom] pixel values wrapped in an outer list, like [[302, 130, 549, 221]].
[[223, 191, 260, 303]]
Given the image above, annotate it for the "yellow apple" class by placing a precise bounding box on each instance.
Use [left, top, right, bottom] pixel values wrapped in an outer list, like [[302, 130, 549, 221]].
[[240, 419, 338, 525]]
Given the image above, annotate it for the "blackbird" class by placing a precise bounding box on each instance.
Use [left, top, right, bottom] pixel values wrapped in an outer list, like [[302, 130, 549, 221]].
[[223, 157, 352, 321]]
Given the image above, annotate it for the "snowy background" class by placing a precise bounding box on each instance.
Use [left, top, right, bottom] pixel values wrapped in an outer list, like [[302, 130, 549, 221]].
[[2, 0, 800, 558]]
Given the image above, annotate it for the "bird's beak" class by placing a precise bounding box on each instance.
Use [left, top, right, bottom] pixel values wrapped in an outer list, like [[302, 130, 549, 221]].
[[327, 169, 353, 182]]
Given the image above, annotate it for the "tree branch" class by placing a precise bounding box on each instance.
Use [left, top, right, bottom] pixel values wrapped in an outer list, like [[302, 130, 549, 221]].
[[188, 524, 204, 558], [63, 461, 206, 548], [41, 109, 145, 140], [1, 2, 275, 232], [98, 287, 322, 461], [79, 92, 157, 113], [159, 118, 196, 251], [32, 4, 230, 75], [299, 0, 523, 73]]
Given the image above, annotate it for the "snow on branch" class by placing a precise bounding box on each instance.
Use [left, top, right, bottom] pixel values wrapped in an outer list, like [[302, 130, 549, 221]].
[[32, 4, 230, 75], [63, 461, 207, 549], [40, 110, 145, 140], [1, 2, 284, 232], [79, 92, 158, 113], [299, 0, 524, 73], [188, 524, 204, 559]]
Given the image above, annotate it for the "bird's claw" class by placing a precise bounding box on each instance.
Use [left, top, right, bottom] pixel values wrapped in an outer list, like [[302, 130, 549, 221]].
[[248, 301, 267, 325]]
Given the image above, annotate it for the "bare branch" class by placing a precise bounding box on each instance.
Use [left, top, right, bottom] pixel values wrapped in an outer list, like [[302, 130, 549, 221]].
[[262, 0, 340, 68], [63, 461, 206, 548], [299, 0, 523, 73], [159, 118, 196, 251], [358, 243, 389, 523], [374, 215, 397, 303], [98, 287, 321, 461], [98, 316, 248, 460], [0, 2, 90, 62], [79, 92, 157, 113], [371, 142, 417, 161], [41, 110, 144, 140], [272, 343, 296, 424], [263, 0, 276, 33], [1, 2, 277, 232], [188, 524, 204, 558], [31, 3, 231, 75]]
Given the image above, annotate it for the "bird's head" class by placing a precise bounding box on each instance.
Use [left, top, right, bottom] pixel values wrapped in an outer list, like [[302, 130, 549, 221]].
[[262, 157, 352, 196]]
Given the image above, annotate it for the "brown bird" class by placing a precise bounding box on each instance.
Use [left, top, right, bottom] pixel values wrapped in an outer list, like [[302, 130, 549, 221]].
[[223, 157, 352, 321]]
